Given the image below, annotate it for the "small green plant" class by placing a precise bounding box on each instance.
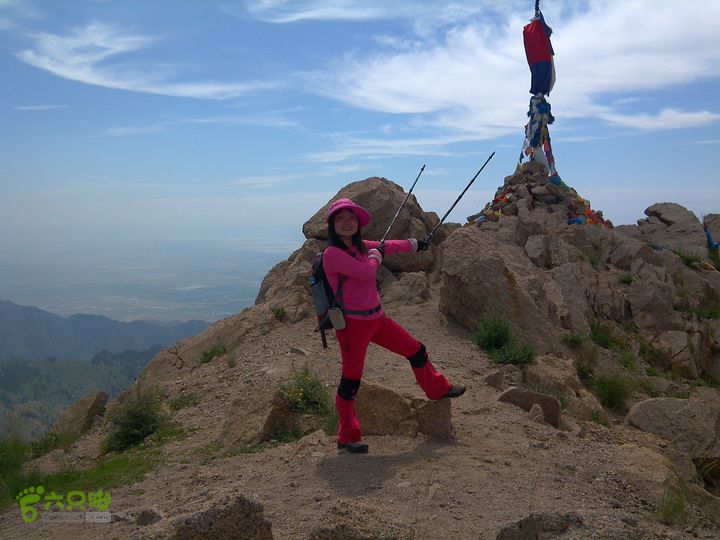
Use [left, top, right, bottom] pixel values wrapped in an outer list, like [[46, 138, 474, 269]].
[[657, 480, 687, 525], [201, 345, 227, 363], [694, 303, 720, 320], [0, 435, 43, 509], [474, 313, 512, 352], [646, 366, 659, 377], [674, 250, 702, 270], [640, 341, 670, 370], [170, 393, 200, 411], [590, 410, 609, 426], [102, 390, 168, 453], [618, 272, 633, 285], [271, 306, 288, 321], [561, 332, 584, 349], [699, 372, 720, 390], [594, 374, 632, 410], [618, 348, 638, 373], [579, 246, 601, 267], [590, 320, 614, 348], [281, 364, 332, 416], [30, 430, 82, 458], [490, 342, 535, 365], [636, 379, 660, 398], [709, 249, 720, 271], [576, 345, 598, 382]]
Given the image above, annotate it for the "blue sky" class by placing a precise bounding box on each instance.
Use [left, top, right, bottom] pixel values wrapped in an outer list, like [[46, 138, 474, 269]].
[[1, 0, 719, 260]]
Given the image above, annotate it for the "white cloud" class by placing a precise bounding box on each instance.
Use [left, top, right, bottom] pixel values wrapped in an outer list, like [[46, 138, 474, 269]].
[[13, 104, 67, 111], [16, 21, 280, 99], [601, 108, 720, 130]]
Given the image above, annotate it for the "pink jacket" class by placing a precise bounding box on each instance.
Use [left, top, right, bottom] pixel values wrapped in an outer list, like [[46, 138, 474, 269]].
[[323, 239, 415, 320]]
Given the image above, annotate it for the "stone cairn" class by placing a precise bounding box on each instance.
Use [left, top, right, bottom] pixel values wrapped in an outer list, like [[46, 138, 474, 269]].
[[467, 160, 611, 228]]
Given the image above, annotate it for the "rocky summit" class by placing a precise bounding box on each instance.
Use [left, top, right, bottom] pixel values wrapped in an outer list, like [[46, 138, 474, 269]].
[[3, 169, 719, 539]]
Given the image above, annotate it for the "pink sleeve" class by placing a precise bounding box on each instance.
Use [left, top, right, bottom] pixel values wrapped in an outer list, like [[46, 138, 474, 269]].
[[323, 246, 379, 279], [364, 239, 413, 255]]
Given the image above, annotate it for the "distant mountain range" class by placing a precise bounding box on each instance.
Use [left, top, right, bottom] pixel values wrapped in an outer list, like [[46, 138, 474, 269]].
[[0, 299, 209, 362]]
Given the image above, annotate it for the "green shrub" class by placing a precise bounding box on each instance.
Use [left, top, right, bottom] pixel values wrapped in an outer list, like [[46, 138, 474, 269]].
[[618, 348, 638, 372], [474, 313, 512, 352], [281, 365, 332, 416], [102, 391, 167, 453], [201, 345, 227, 363], [699, 373, 720, 390], [271, 306, 288, 321], [640, 341, 670, 369], [674, 250, 701, 269], [590, 320, 614, 348], [594, 374, 632, 410], [561, 332, 584, 349], [0, 435, 43, 509], [658, 480, 687, 525], [490, 342, 534, 365], [619, 272, 633, 285]]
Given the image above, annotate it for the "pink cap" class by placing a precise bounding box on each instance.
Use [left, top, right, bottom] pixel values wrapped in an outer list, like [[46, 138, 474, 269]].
[[326, 198, 371, 227]]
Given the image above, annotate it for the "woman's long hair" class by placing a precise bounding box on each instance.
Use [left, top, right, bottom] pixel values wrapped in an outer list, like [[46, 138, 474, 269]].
[[328, 214, 367, 253]]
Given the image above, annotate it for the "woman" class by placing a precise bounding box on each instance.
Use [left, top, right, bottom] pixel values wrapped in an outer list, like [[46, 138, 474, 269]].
[[323, 198, 466, 454]]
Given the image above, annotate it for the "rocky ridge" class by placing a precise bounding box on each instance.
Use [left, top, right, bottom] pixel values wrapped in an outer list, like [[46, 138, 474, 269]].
[[2, 168, 720, 539]]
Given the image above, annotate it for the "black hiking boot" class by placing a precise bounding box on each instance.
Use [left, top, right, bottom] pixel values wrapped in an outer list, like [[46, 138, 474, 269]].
[[337, 441, 369, 453], [444, 384, 466, 398]]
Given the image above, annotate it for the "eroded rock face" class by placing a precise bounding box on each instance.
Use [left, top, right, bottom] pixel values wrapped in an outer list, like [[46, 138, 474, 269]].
[[50, 390, 108, 437]]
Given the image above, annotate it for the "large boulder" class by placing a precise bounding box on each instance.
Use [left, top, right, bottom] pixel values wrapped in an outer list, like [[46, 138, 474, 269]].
[[626, 394, 720, 487], [637, 203, 707, 257]]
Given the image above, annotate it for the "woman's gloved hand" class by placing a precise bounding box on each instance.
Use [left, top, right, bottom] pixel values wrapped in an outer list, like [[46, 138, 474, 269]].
[[368, 248, 383, 264], [417, 239, 430, 251]]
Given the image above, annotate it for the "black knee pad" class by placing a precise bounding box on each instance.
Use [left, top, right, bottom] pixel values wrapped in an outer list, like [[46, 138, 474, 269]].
[[337, 378, 361, 400], [407, 343, 428, 368]]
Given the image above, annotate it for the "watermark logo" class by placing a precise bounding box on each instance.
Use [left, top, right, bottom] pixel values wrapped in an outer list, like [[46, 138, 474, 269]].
[[16, 485, 112, 523]]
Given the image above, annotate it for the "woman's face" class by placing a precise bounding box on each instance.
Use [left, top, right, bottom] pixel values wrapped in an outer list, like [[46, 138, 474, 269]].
[[333, 208, 359, 240]]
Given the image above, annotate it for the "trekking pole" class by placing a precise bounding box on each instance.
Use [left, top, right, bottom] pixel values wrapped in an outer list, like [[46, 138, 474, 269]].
[[380, 164, 426, 242], [425, 151, 495, 242]]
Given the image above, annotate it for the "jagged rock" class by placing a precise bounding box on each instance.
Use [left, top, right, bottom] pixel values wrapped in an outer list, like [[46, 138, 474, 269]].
[[496, 512, 583, 539], [498, 387, 561, 428], [50, 390, 108, 437], [169, 495, 273, 539], [523, 354, 581, 401], [439, 226, 558, 351], [355, 380, 452, 438], [640, 203, 707, 256]]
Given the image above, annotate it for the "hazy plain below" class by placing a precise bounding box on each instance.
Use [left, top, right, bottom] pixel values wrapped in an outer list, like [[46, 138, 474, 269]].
[[0, 239, 294, 323]]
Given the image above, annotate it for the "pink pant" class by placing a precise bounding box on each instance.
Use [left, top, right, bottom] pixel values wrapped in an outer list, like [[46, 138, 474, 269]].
[[334, 315, 451, 444]]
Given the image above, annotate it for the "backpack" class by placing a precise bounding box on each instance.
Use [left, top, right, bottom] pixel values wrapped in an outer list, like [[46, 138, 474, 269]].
[[309, 250, 345, 348]]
